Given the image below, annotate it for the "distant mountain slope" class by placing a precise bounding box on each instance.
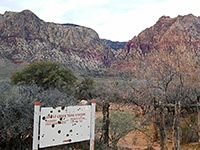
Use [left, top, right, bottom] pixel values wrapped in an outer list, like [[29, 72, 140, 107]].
[[0, 10, 115, 73], [111, 14, 200, 71], [101, 39, 126, 50], [1, 10, 200, 76]]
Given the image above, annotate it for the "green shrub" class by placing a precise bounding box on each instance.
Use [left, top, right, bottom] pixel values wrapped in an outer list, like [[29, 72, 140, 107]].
[[10, 61, 77, 93]]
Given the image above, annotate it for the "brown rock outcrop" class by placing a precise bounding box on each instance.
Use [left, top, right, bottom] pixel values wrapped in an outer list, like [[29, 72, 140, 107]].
[[0, 10, 115, 73], [112, 14, 200, 71]]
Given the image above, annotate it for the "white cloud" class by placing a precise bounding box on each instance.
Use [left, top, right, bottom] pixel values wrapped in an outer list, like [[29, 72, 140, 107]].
[[94, 0, 200, 41], [0, 0, 200, 41]]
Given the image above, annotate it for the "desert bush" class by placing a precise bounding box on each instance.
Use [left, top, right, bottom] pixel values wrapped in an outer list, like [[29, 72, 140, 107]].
[[109, 111, 140, 149], [75, 77, 95, 100], [96, 110, 141, 149], [10, 61, 77, 94], [0, 81, 76, 150]]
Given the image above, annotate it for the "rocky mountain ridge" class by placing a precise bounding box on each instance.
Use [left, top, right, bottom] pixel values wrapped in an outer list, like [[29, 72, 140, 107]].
[[126, 14, 200, 56], [0, 10, 115, 73], [0, 10, 200, 75], [111, 14, 200, 71]]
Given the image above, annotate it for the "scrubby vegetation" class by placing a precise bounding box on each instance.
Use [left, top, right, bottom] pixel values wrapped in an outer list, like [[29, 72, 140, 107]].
[[96, 110, 141, 149], [0, 81, 76, 149], [0, 46, 199, 150], [10, 61, 77, 93]]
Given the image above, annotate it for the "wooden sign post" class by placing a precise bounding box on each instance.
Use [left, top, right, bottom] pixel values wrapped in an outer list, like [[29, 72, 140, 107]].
[[32, 102, 40, 150]]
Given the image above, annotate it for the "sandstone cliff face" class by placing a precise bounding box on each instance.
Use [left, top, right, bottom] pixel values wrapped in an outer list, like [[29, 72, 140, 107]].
[[1, 11, 200, 74], [111, 14, 200, 71], [0, 10, 115, 72], [123, 14, 200, 59]]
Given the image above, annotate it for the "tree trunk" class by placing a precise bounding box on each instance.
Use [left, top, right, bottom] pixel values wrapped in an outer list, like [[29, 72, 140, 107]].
[[159, 101, 167, 150], [102, 100, 110, 150], [153, 98, 159, 142], [172, 100, 181, 150]]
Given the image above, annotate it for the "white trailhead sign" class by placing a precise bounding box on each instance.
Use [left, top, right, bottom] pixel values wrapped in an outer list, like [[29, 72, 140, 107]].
[[40, 105, 91, 148], [32, 101, 96, 150]]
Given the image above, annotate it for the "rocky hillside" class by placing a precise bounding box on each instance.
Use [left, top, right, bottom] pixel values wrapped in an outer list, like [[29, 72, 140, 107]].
[[1, 11, 200, 75], [0, 10, 115, 73], [112, 14, 200, 71]]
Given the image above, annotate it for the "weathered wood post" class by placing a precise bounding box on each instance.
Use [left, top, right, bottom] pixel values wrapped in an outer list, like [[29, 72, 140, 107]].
[[197, 96, 200, 148], [102, 100, 110, 150], [153, 97, 159, 142], [172, 100, 181, 150], [159, 101, 167, 150]]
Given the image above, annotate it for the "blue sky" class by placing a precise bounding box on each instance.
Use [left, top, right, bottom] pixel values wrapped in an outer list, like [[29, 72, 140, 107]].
[[1, 0, 200, 41]]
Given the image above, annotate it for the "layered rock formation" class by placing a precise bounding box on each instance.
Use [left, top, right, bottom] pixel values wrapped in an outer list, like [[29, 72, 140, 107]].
[[112, 14, 200, 71], [1, 10, 200, 75], [0, 10, 115, 73]]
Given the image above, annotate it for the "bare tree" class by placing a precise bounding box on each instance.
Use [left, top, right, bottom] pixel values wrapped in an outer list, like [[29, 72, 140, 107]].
[[127, 48, 200, 148]]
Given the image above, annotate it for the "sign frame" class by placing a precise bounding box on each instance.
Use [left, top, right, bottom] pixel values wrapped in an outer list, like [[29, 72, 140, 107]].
[[32, 101, 96, 150]]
